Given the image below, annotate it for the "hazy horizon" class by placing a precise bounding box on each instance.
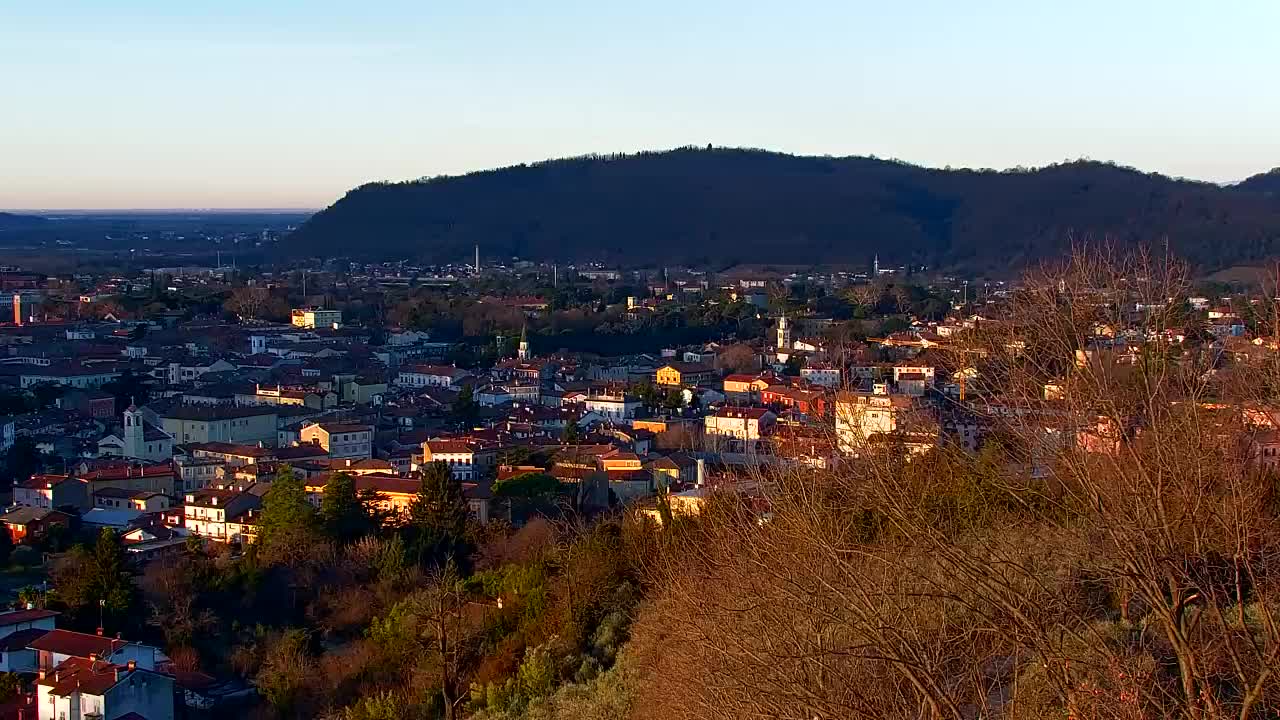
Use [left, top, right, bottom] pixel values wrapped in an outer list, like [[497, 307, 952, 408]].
[[6, 1, 1280, 209], [3, 149, 1277, 214]]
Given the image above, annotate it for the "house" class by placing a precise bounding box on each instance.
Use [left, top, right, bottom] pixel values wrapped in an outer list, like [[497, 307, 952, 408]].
[[655, 362, 716, 387], [96, 406, 174, 463], [183, 489, 261, 544], [341, 376, 387, 405], [703, 407, 776, 448], [722, 374, 770, 398], [72, 459, 177, 497], [800, 364, 842, 388], [184, 442, 273, 468], [396, 365, 474, 389], [28, 628, 161, 671], [582, 391, 642, 420], [129, 491, 170, 512], [173, 455, 224, 493], [15, 476, 88, 511], [291, 307, 342, 329], [0, 608, 58, 672], [760, 385, 827, 415], [93, 487, 134, 510], [0, 507, 71, 544], [834, 391, 917, 453], [36, 656, 175, 720], [300, 422, 373, 460], [166, 358, 237, 385], [421, 440, 495, 481]]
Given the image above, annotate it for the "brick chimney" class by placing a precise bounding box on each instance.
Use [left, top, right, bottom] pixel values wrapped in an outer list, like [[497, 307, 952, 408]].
[[96, 627, 104, 636]]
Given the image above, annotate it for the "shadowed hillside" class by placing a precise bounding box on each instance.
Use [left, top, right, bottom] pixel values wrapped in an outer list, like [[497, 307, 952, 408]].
[[287, 147, 1280, 271]]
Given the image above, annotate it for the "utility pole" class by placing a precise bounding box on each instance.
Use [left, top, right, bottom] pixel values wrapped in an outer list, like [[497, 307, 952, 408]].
[[474, 244, 480, 274]]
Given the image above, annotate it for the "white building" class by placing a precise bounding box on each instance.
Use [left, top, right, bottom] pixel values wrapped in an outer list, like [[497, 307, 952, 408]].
[[97, 407, 174, 463], [704, 407, 776, 442], [395, 365, 474, 389], [583, 393, 642, 420], [300, 422, 373, 460], [291, 307, 342, 329]]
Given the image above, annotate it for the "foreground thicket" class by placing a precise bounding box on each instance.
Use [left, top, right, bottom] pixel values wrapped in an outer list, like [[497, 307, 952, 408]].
[[626, 248, 1280, 720]]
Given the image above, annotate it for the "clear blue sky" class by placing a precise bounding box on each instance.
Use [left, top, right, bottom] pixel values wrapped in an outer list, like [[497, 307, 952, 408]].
[[4, 0, 1279, 209]]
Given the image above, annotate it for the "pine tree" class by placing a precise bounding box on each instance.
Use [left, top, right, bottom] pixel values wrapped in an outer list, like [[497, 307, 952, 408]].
[[319, 472, 373, 543], [257, 464, 318, 562], [408, 461, 471, 568]]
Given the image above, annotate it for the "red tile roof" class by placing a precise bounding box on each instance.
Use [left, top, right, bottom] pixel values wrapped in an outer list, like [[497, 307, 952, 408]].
[[28, 629, 121, 658], [0, 608, 59, 627]]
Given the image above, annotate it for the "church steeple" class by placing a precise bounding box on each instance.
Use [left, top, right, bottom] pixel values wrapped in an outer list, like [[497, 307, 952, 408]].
[[518, 325, 530, 361]]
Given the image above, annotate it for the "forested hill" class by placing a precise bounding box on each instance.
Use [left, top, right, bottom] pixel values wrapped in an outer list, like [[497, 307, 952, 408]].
[[287, 148, 1280, 271], [0, 212, 48, 230]]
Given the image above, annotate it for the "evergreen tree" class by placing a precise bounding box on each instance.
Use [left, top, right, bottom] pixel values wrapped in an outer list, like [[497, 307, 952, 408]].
[[257, 464, 317, 562], [319, 472, 373, 543], [50, 528, 137, 633], [451, 385, 479, 427], [408, 461, 471, 568]]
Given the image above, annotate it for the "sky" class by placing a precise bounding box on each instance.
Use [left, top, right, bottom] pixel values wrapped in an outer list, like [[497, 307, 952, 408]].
[[4, 0, 1280, 210]]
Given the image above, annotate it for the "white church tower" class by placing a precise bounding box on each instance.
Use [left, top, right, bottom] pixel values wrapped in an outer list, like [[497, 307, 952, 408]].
[[518, 326, 530, 361], [776, 314, 791, 350], [123, 404, 144, 460]]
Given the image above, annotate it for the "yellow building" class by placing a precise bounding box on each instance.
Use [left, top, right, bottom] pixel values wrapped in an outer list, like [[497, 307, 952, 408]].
[[655, 362, 715, 387], [291, 307, 343, 329]]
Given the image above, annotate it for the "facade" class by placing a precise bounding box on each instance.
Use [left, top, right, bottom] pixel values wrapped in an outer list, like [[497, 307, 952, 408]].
[[834, 391, 915, 453], [15, 476, 88, 511], [655, 362, 716, 387], [183, 489, 261, 543], [36, 657, 175, 720], [160, 404, 279, 446], [291, 307, 342, 329], [174, 456, 224, 493], [800, 365, 842, 388], [300, 423, 373, 460], [703, 407, 776, 444], [421, 440, 495, 481], [396, 365, 473, 389], [583, 392, 641, 420]]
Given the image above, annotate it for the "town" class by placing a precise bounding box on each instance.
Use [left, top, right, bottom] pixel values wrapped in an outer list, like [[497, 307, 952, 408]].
[[0, 243, 1267, 718]]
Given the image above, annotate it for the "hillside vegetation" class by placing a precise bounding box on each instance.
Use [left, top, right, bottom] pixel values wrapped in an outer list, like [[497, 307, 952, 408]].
[[287, 147, 1280, 271]]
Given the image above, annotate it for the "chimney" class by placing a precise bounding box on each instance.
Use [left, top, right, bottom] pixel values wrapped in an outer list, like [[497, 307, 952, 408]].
[[96, 627, 104, 636], [89, 653, 98, 663], [127, 660, 136, 671], [114, 667, 119, 682], [37, 669, 45, 681]]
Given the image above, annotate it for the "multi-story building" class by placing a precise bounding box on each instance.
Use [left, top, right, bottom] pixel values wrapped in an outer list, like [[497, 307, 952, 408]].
[[583, 391, 642, 420], [655, 362, 716, 387], [420, 439, 495, 481], [395, 365, 474, 389], [183, 489, 261, 543], [291, 307, 342, 329], [159, 404, 280, 446], [704, 407, 776, 448], [800, 364, 842, 388], [300, 422, 373, 460], [834, 390, 916, 454], [15, 476, 88, 511]]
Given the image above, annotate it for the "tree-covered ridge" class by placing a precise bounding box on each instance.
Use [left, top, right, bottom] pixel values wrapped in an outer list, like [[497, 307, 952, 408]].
[[287, 147, 1280, 271]]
